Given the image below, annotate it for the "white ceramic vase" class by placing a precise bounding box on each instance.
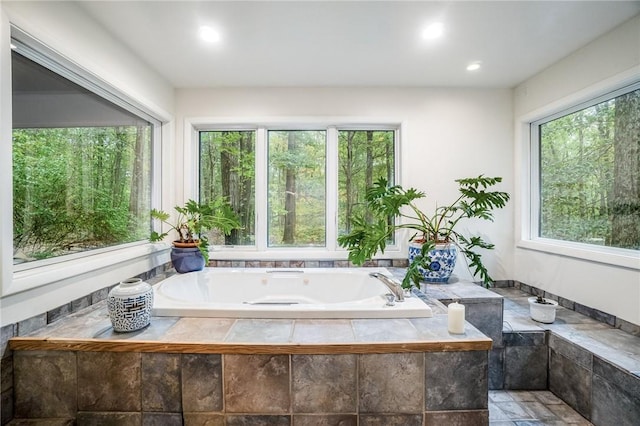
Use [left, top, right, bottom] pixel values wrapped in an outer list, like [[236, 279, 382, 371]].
[[528, 296, 558, 324], [107, 278, 153, 332]]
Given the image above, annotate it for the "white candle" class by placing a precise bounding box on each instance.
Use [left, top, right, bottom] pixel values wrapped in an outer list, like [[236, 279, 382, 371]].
[[448, 301, 465, 334]]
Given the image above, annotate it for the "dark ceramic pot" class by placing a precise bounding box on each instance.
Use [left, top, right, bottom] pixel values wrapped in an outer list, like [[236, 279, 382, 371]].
[[171, 246, 205, 273]]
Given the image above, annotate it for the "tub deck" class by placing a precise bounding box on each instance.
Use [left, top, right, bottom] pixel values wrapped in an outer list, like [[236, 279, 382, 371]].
[[9, 297, 491, 353]]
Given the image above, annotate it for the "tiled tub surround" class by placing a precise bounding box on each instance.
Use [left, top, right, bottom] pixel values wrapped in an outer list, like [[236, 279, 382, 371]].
[[492, 287, 640, 426], [8, 295, 492, 424]]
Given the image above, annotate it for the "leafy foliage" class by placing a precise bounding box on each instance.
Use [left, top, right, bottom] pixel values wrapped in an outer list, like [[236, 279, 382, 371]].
[[13, 126, 151, 262], [150, 198, 241, 263], [338, 176, 510, 289], [539, 88, 640, 249]]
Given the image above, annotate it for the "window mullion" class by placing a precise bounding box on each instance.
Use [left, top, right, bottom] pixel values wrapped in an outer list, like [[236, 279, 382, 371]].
[[326, 127, 338, 251], [255, 127, 268, 251]]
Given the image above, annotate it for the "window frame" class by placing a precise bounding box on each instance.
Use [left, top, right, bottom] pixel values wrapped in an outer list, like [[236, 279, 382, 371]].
[[518, 79, 640, 270], [2, 27, 166, 296], [186, 117, 405, 260]]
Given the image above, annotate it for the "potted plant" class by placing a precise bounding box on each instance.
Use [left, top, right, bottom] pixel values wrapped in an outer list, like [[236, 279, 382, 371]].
[[528, 295, 558, 323], [337, 175, 510, 289], [150, 198, 241, 273]]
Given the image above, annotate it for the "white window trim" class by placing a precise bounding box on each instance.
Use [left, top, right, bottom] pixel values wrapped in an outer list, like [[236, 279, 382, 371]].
[[184, 116, 407, 261], [516, 68, 640, 271], [1, 26, 169, 297]]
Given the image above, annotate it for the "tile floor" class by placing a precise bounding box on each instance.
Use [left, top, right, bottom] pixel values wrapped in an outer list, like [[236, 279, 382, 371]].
[[489, 390, 593, 425]]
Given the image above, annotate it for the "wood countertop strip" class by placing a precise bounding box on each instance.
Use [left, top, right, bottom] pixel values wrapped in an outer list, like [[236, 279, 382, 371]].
[[9, 336, 492, 354]]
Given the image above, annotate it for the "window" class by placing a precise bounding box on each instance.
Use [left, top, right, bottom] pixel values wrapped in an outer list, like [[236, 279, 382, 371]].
[[12, 47, 154, 265], [532, 83, 640, 252], [196, 123, 399, 255], [199, 131, 256, 245]]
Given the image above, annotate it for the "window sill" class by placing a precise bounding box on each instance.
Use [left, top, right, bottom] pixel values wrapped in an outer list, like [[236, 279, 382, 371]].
[[6, 242, 171, 296], [210, 246, 406, 262], [516, 238, 640, 270]]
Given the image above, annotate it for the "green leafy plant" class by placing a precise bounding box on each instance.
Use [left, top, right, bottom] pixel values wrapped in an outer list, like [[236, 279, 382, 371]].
[[337, 175, 510, 289], [150, 198, 241, 263]]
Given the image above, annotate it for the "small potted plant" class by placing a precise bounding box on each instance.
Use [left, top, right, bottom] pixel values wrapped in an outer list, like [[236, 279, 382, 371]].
[[338, 175, 510, 289], [150, 198, 241, 273], [528, 295, 559, 323]]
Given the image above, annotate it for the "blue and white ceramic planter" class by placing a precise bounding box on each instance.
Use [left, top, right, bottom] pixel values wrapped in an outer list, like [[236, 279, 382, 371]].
[[107, 278, 153, 332], [171, 245, 205, 273], [408, 242, 458, 283]]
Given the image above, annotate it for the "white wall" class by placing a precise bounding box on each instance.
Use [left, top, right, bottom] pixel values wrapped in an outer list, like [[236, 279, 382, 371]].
[[175, 87, 515, 281], [0, 1, 174, 326], [513, 15, 640, 325]]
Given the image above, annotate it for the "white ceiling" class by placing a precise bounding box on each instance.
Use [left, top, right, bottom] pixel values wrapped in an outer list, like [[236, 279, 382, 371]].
[[77, 1, 640, 89]]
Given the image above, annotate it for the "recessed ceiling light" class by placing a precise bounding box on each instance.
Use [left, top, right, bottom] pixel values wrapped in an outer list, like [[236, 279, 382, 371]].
[[422, 22, 444, 40], [199, 26, 221, 43], [466, 62, 481, 71]]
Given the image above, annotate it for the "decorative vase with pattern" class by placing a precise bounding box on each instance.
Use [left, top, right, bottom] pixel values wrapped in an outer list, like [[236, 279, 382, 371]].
[[107, 278, 153, 332], [408, 242, 458, 283]]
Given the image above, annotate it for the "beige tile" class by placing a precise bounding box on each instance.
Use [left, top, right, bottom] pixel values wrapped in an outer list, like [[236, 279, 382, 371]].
[[353, 318, 421, 342], [291, 320, 355, 343], [161, 318, 235, 342], [225, 319, 293, 343]]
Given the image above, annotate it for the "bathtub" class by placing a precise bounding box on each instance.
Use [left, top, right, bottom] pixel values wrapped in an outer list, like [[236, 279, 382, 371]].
[[152, 268, 433, 319]]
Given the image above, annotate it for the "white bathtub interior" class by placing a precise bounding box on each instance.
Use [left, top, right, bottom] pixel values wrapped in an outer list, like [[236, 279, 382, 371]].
[[152, 268, 433, 319]]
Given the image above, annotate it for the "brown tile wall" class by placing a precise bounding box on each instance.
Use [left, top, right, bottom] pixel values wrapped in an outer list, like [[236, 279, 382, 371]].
[[11, 350, 489, 425]]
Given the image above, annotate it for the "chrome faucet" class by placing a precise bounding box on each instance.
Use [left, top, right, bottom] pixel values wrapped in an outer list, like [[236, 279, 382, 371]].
[[369, 272, 405, 302]]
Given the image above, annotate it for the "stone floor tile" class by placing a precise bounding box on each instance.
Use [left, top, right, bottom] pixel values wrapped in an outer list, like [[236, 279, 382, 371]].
[[520, 401, 559, 420], [489, 390, 514, 402], [546, 403, 591, 424], [532, 391, 563, 405], [507, 391, 538, 402], [492, 402, 534, 421], [490, 404, 514, 421]]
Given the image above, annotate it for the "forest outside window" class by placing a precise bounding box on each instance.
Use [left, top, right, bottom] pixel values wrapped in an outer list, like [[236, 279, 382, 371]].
[[533, 82, 640, 252], [12, 49, 153, 265], [197, 125, 398, 252]]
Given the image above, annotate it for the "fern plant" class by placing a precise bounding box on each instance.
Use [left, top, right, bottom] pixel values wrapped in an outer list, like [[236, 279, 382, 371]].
[[337, 175, 510, 289]]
